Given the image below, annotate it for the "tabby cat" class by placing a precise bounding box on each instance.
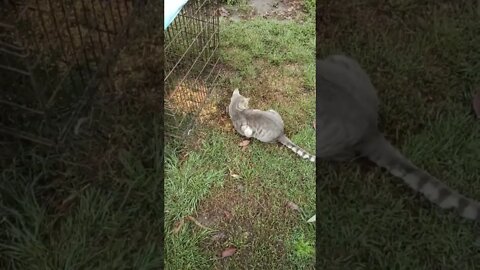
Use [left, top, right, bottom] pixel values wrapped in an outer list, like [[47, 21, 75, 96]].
[[317, 54, 480, 221], [228, 89, 315, 162]]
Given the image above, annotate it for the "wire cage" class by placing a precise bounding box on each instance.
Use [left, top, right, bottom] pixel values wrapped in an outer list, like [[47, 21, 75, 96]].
[[0, 0, 142, 146], [164, 0, 220, 139]]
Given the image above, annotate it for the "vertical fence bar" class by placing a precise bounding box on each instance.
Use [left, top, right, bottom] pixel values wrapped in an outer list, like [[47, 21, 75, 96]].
[[164, 0, 220, 138], [0, 0, 138, 145]]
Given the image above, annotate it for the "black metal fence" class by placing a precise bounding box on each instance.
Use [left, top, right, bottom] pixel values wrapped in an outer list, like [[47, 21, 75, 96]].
[[164, 0, 220, 138], [0, 0, 142, 146]]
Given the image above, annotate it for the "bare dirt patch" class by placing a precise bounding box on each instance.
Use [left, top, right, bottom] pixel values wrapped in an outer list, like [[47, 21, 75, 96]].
[[221, 0, 307, 21], [197, 89, 233, 133], [166, 81, 209, 114], [193, 177, 299, 264], [255, 0, 307, 20], [254, 64, 305, 106]]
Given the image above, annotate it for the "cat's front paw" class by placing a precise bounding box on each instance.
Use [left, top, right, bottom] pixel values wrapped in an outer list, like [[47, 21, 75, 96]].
[[241, 125, 253, 137]]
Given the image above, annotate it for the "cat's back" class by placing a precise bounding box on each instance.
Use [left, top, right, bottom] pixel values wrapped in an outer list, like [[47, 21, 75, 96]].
[[317, 55, 379, 122], [245, 109, 283, 130]]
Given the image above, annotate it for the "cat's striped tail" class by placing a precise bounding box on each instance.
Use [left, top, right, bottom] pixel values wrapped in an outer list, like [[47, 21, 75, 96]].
[[365, 135, 480, 222], [278, 135, 315, 162]]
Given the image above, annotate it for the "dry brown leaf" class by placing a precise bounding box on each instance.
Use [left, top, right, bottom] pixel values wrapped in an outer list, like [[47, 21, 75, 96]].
[[286, 201, 301, 211], [172, 218, 184, 234], [473, 91, 480, 119], [238, 139, 250, 147], [220, 247, 237, 258]]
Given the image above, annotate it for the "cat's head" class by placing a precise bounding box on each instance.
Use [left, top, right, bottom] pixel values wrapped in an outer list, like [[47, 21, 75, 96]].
[[231, 88, 250, 110]]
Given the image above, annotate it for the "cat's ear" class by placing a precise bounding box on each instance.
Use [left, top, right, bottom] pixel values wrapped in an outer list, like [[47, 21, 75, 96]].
[[244, 98, 250, 108], [233, 88, 239, 94]]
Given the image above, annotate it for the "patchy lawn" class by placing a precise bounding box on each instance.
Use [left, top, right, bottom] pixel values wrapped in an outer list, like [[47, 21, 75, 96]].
[[318, 1, 480, 268], [0, 7, 164, 269], [164, 1, 316, 269]]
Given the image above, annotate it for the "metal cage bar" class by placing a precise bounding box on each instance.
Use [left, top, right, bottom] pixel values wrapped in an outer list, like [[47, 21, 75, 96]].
[[164, 0, 220, 138], [0, 0, 141, 146]]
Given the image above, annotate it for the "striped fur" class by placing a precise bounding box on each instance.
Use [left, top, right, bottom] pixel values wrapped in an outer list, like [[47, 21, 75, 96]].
[[278, 135, 315, 162], [228, 89, 315, 163], [318, 54, 480, 222], [363, 135, 480, 221]]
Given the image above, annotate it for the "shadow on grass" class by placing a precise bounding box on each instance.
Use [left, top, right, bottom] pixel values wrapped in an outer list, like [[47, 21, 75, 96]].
[[318, 1, 480, 268]]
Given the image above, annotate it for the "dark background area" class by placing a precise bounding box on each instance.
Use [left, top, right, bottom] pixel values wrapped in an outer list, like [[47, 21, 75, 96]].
[[317, 0, 480, 269]]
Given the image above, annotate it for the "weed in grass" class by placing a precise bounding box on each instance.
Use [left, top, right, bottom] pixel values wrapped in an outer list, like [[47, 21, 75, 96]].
[[290, 231, 315, 262]]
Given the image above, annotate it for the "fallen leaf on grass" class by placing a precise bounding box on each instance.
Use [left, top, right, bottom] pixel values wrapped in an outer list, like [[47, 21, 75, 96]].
[[473, 91, 480, 118], [313, 120, 316, 130], [220, 247, 237, 258], [172, 218, 185, 234], [286, 201, 301, 211], [238, 139, 250, 148]]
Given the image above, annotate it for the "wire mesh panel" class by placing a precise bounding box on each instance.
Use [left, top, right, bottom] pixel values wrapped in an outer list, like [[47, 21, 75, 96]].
[[164, 0, 220, 138], [0, 0, 141, 146]]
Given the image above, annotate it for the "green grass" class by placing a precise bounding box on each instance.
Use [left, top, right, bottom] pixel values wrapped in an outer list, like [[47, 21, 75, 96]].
[[165, 16, 315, 269], [0, 10, 164, 268], [0, 116, 163, 270], [304, 0, 315, 17], [318, 1, 480, 268], [289, 231, 315, 264], [221, 19, 315, 78]]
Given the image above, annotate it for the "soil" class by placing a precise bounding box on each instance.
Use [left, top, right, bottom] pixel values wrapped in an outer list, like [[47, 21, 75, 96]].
[[221, 0, 307, 21]]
